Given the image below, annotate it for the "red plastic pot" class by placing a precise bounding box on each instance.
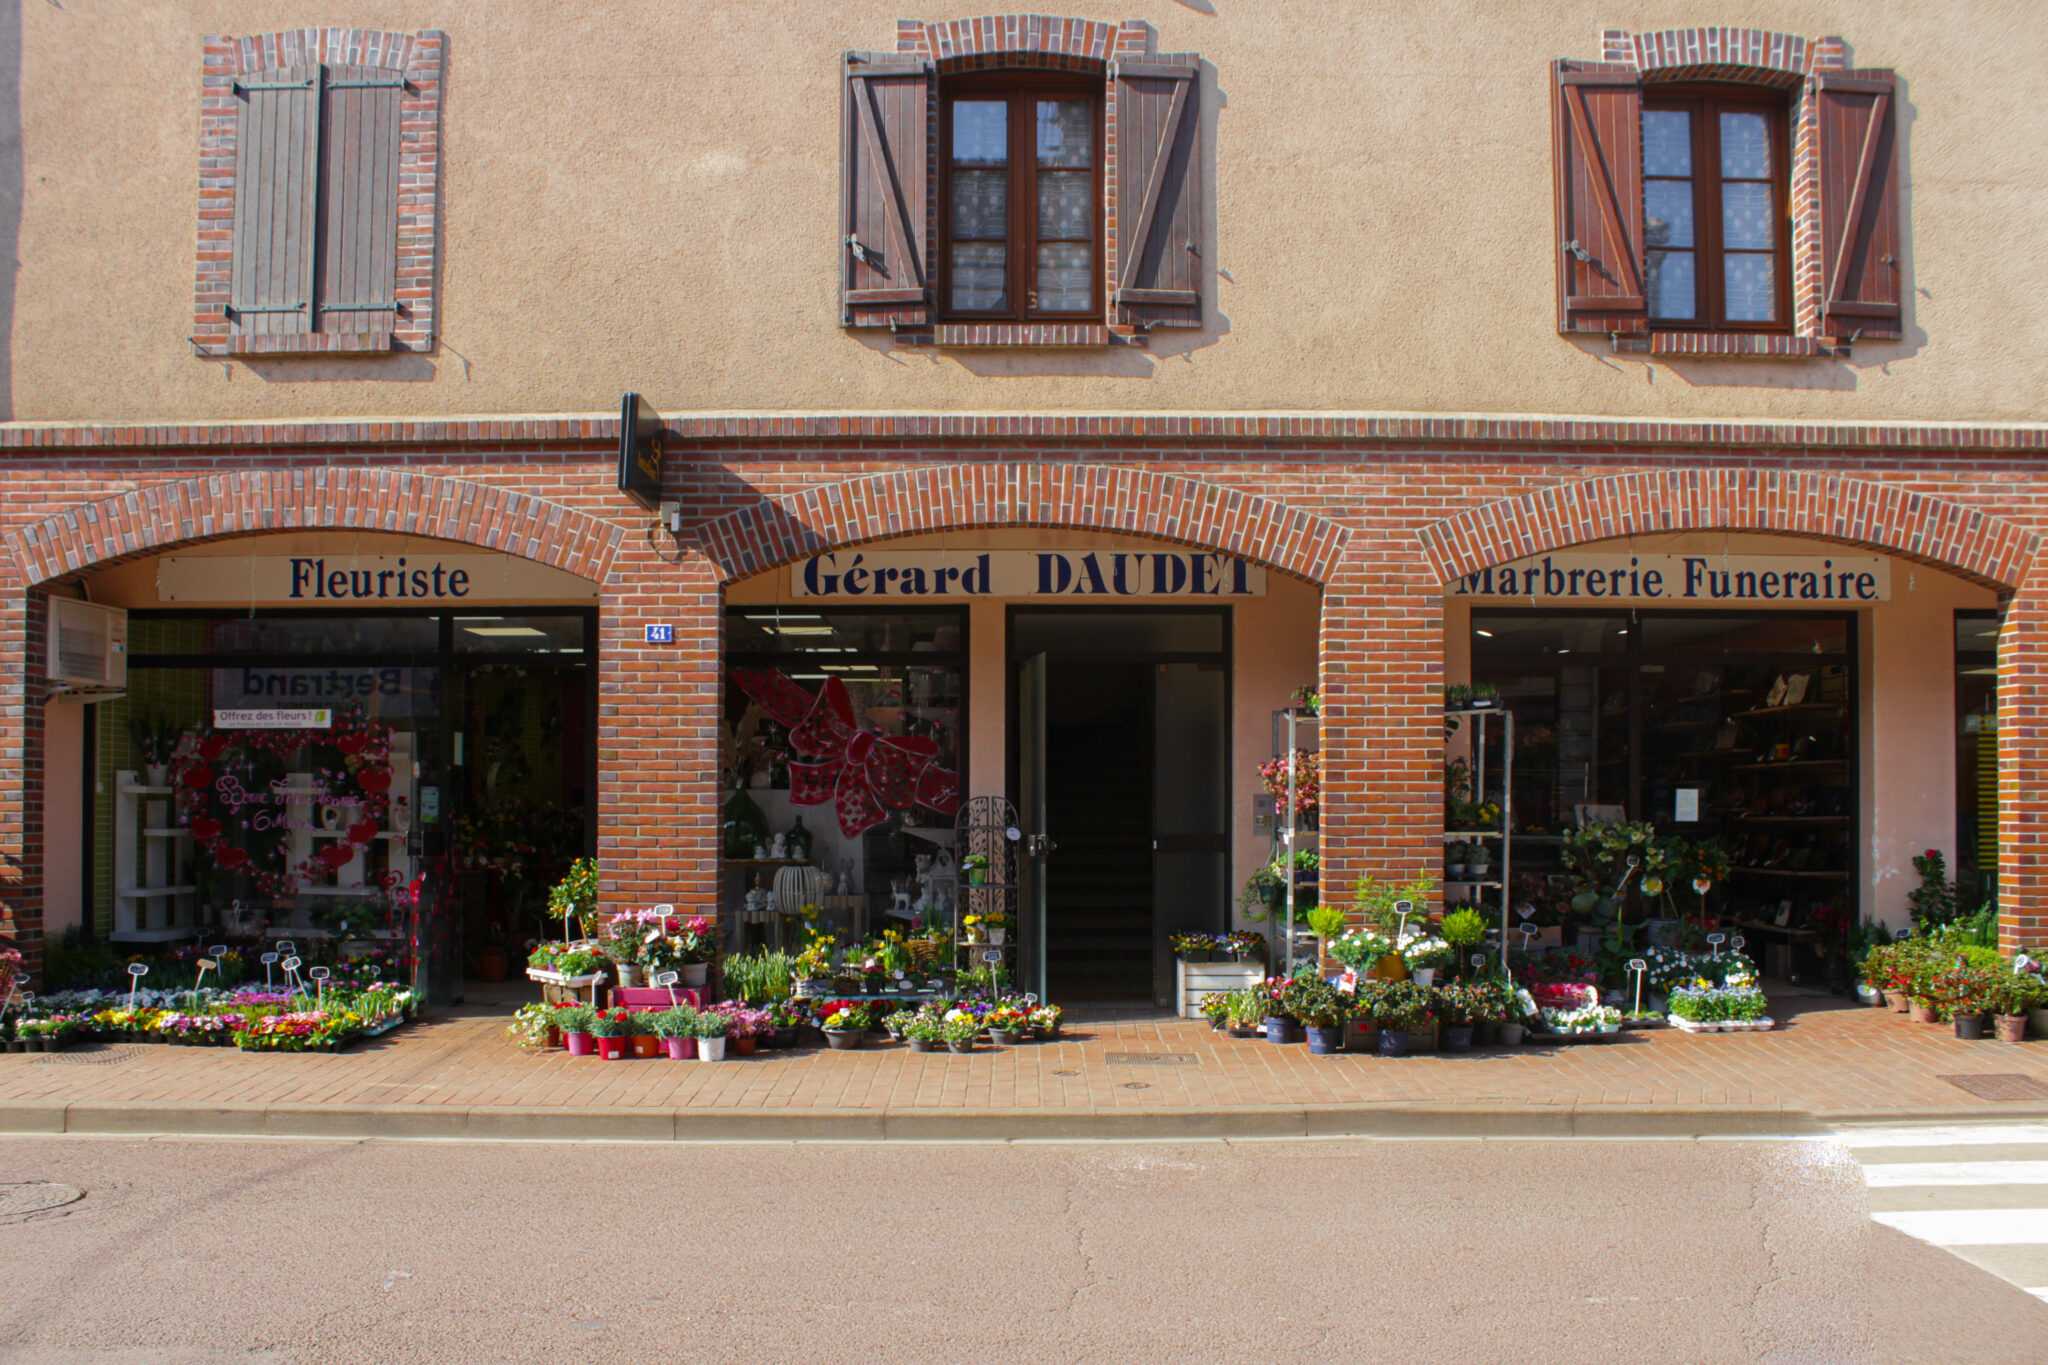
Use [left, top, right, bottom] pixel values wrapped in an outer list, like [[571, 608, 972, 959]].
[[597, 1035, 628, 1060]]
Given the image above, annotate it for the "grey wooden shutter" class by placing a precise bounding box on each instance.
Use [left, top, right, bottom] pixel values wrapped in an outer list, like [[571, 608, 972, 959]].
[[1551, 63, 1647, 335], [319, 64, 405, 340], [841, 53, 931, 327], [229, 63, 323, 339], [1816, 72, 1902, 340], [1113, 60, 1202, 330]]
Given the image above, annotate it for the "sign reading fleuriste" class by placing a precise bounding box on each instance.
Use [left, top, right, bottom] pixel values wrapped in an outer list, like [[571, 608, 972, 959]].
[[1453, 553, 1890, 603], [156, 554, 597, 604], [792, 550, 1267, 599]]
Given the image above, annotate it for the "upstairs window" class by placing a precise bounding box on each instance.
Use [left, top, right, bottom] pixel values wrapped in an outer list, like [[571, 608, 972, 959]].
[[1642, 93, 1791, 329], [941, 75, 1103, 322]]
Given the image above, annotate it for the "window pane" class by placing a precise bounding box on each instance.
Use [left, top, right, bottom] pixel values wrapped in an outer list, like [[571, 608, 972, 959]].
[[1644, 180, 1695, 248], [1036, 169, 1092, 239], [1724, 253, 1776, 322], [1036, 99, 1092, 167], [1642, 110, 1692, 176], [949, 242, 1007, 311], [451, 615, 587, 655], [952, 100, 1007, 165], [1646, 249, 1696, 319], [1035, 242, 1091, 311], [1721, 181, 1774, 250], [950, 169, 1008, 240], [1719, 110, 1770, 178]]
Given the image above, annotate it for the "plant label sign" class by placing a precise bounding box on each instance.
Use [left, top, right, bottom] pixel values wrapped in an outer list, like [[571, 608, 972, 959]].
[[127, 961, 148, 1006], [982, 949, 1005, 965], [1706, 932, 1726, 958]]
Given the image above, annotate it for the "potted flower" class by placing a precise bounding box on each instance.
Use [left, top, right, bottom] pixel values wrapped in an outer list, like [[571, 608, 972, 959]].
[[941, 1013, 980, 1054], [1403, 937, 1453, 988], [820, 1001, 872, 1050], [1433, 983, 1477, 1051], [1199, 992, 1231, 1031], [597, 913, 646, 989], [506, 1002, 560, 1052], [691, 1009, 730, 1061], [1029, 1003, 1063, 1040], [589, 1007, 633, 1061], [650, 1006, 698, 1059], [904, 1014, 944, 1053], [961, 852, 990, 887], [546, 856, 600, 939], [884, 1008, 918, 1042], [981, 911, 1009, 948], [2011, 970, 2048, 1042], [1258, 976, 1298, 1044], [986, 1003, 1030, 1045], [629, 1010, 662, 1059], [1936, 966, 1992, 1039], [1446, 843, 1469, 880], [1282, 976, 1350, 1054], [1372, 979, 1434, 1056], [1224, 988, 1264, 1038], [1170, 932, 1218, 964], [673, 915, 717, 988]]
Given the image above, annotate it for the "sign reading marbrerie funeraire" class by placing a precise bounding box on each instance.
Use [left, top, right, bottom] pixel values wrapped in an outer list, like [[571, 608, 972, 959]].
[[1453, 552, 1891, 604], [155, 554, 597, 604], [791, 550, 1267, 599]]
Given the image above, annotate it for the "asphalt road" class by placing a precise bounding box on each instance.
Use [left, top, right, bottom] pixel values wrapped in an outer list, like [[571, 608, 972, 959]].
[[2, 1134, 2046, 1363]]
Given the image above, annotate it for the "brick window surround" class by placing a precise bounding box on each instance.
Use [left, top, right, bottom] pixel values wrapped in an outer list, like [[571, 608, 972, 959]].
[[1562, 26, 1893, 359], [843, 15, 1201, 347], [191, 29, 446, 359]]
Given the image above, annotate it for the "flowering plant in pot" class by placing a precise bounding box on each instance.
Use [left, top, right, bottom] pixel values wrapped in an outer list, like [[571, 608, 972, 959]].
[[1431, 983, 1479, 1051], [961, 853, 990, 887], [714, 1001, 771, 1054], [596, 914, 647, 988], [1170, 931, 1222, 963], [1223, 988, 1265, 1037], [692, 1009, 731, 1061], [1369, 980, 1434, 1056], [941, 1012, 981, 1054], [588, 1008, 634, 1060], [820, 1001, 873, 1049], [1258, 976, 1299, 1043], [650, 1006, 699, 1059], [904, 1014, 945, 1053], [552, 1004, 597, 1057], [1282, 976, 1351, 1054], [1199, 991, 1232, 1031], [1029, 1003, 1063, 1039], [628, 1010, 663, 1059], [1929, 966, 1993, 1038], [883, 1008, 918, 1041], [985, 1003, 1031, 1044]]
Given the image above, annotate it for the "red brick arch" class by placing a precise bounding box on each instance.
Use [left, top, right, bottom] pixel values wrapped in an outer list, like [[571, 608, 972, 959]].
[[691, 463, 1349, 586], [1416, 470, 2037, 593], [8, 469, 623, 586]]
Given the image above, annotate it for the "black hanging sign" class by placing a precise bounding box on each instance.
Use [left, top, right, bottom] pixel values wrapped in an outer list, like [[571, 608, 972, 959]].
[[617, 391, 665, 509]]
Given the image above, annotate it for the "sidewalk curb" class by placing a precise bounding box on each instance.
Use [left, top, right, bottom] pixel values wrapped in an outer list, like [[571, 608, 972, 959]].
[[0, 1099, 1894, 1143]]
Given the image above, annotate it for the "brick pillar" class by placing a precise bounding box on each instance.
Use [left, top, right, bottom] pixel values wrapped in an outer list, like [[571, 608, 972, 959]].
[[1999, 581, 2047, 952], [596, 540, 722, 921], [1319, 537, 1445, 925], [0, 587, 45, 982]]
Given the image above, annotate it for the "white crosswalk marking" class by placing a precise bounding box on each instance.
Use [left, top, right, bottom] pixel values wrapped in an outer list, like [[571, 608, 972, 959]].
[[1837, 1122, 2048, 1303]]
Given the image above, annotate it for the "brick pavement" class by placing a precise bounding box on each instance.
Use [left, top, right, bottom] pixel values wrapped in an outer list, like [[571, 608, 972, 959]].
[[2, 994, 2045, 1137]]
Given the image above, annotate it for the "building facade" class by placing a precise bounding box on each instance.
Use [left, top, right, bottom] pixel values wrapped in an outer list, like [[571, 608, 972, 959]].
[[3, 3, 2045, 1001]]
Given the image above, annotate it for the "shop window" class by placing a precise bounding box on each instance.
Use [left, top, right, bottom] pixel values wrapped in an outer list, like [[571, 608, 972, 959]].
[[722, 609, 966, 952], [1641, 93, 1791, 329], [1551, 44, 1901, 350], [1955, 611, 1999, 906]]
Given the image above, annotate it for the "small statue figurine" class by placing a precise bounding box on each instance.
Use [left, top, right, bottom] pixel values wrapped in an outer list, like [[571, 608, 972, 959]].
[[769, 832, 788, 861]]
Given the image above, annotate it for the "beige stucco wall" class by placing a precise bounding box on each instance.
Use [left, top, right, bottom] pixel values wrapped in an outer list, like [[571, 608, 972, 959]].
[[1445, 530, 1999, 931], [6, 1, 2046, 424]]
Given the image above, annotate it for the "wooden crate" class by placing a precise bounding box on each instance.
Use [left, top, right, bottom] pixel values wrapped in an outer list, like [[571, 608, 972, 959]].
[[1175, 959, 1264, 1019]]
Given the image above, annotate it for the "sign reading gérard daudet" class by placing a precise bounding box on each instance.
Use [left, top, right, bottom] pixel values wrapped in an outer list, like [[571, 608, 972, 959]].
[[1454, 552, 1890, 604], [791, 550, 1267, 599]]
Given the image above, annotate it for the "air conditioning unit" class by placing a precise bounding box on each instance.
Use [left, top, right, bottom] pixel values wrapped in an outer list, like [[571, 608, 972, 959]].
[[48, 598, 127, 693]]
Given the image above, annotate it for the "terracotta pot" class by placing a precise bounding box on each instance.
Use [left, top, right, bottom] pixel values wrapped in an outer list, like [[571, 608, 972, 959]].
[[1908, 998, 1938, 1025], [630, 1033, 660, 1059], [1995, 1014, 2028, 1044], [1886, 990, 1910, 1013], [733, 1034, 758, 1055]]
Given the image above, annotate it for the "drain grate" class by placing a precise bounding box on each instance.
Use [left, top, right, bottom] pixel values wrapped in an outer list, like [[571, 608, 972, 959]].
[[34, 1045, 140, 1067], [1104, 1052, 1197, 1067], [1939, 1073, 2048, 1102], [0, 1183, 85, 1219]]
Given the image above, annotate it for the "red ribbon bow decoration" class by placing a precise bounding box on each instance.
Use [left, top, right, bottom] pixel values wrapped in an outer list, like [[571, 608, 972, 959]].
[[731, 669, 960, 838]]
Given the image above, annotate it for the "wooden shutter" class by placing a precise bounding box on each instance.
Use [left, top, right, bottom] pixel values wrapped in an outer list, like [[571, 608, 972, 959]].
[[1816, 71, 1902, 339], [229, 63, 322, 339], [319, 65, 405, 341], [841, 53, 931, 327], [1114, 60, 1201, 330], [1551, 63, 1647, 335]]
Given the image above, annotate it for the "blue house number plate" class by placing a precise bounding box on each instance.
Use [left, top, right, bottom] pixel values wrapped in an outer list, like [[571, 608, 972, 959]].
[[644, 623, 675, 644]]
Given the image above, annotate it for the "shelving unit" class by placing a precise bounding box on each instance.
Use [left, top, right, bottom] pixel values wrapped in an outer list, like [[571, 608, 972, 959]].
[[111, 772, 201, 944], [1270, 707, 1321, 973], [1444, 705, 1514, 972], [954, 795, 1020, 989]]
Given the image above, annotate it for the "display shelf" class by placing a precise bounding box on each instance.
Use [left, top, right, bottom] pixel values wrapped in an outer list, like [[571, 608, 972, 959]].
[[1441, 879, 1504, 890], [1442, 831, 1504, 841], [116, 783, 175, 797], [1736, 918, 1822, 940], [954, 796, 1021, 988], [112, 770, 204, 943], [1732, 759, 1848, 772], [1732, 866, 1850, 879], [308, 829, 408, 843], [108, 926, 198, 944], [1729, 703, 1845, 720], [1731, 815, 1850, 826], [117, 885, 197, 898], [140, 827, 193, 839], [1444, 704, 1513, 976], [1271, 707, 1323, 975]]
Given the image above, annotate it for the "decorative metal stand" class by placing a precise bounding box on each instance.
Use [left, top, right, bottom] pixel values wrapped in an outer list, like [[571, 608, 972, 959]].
[[1272, 708, 1321, 975], [1445, 703, 1514, 974], [953, 796, 1021, 991]]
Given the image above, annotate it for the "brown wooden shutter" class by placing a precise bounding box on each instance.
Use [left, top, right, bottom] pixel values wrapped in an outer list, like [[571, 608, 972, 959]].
[[319, 64, 405, 341], [1113, 60, 1201, 330], [1551, 62, 1647, 335], [229, 63, 322, 339], [1816, 71, 1902, 339], [841, 53, 931, 327]]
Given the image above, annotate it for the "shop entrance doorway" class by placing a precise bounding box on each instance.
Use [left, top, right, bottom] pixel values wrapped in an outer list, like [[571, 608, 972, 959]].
[[1012, 609, 1229, 1006]]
